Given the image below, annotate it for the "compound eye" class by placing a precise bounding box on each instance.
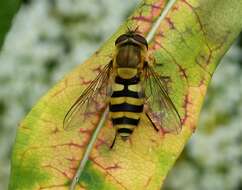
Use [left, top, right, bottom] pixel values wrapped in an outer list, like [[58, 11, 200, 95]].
[[133, 34, 148, 49], [115, 34, 129, 46]]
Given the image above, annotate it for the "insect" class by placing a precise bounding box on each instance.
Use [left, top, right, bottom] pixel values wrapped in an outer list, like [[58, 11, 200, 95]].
[[63, 30, 181, 148]]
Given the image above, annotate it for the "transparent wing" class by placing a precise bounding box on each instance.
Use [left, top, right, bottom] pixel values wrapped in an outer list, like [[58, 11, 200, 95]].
[[144, 64, 182, 134], [63, 61, 112, 131]]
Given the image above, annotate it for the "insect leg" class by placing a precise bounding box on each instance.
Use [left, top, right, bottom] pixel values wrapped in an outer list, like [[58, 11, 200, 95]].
[[145, 113, 159, 132], [110, 131, 118, 149]]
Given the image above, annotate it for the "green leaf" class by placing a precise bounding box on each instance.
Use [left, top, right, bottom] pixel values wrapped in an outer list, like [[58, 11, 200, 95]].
[[0, 0, 21, 49], [9, 0, 242, 190]]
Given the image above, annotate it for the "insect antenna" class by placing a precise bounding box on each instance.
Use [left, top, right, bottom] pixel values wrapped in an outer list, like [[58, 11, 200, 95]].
[[126, 25, 140, 34]]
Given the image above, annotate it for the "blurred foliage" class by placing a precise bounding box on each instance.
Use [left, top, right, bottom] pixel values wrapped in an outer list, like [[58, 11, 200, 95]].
[[0, 0, 21, 48], [0, 0, 241, 190]]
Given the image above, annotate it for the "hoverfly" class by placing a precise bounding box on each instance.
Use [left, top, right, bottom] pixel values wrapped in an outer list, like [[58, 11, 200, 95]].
[[63, 30, 181, 148]]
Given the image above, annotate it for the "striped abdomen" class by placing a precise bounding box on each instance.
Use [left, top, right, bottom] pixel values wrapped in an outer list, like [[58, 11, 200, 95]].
[[109, 75, 144, 138]]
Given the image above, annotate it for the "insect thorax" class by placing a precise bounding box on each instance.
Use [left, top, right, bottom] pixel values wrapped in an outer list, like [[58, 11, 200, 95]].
[[115, 43, 147, 79]]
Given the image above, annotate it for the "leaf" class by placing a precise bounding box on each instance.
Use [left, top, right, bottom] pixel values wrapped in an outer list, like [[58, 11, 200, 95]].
[[0, 0, 21, 49], [9, 0, 242, 190]]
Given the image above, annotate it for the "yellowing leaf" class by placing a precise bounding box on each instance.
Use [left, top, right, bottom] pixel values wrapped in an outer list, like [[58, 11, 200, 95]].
[[9, 0, 242, 190]]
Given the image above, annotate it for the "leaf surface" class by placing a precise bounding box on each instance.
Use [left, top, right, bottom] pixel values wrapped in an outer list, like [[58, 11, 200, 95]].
[[9, 0, 242, 190]]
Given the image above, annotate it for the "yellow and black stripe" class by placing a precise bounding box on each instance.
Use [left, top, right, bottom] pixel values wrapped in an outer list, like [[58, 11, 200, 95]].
[[110, 75, 144, 138]]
